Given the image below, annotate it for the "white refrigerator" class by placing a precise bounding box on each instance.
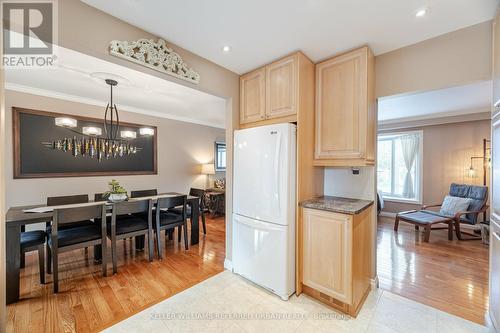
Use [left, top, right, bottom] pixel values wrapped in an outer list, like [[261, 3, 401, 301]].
[[233, 123, 296, 300]]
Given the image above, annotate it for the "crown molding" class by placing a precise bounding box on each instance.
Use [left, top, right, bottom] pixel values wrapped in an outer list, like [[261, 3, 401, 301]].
[[5, 83, 224, 129], [378, 108, 490, 131]]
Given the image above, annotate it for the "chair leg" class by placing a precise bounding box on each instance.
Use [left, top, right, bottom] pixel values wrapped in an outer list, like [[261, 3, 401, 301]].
[[183, 223, 189, 250], [156, 229, 163, 260], [448, 222, 453, 241], [202, 213, 206, 235], [52, 247, 58, 293], [101, 240, 107, 277], [423, 225, 431, 242], [178, 226, 182, 243], [20, 251, 25, 269], [37, 245, 45, 284], [167, 230, 173, 241], [46, 245, 52, 274], [394, 215, 400, 231], [148, 232, 154, 262], [112, 235, 117, 275]]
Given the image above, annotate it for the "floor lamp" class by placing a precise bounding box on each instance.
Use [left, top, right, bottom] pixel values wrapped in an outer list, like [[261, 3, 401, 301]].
[[467, 138, 491, 221]]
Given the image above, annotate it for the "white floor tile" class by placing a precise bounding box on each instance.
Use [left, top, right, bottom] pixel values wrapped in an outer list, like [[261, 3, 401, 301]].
[[104, 270, 489, 333]]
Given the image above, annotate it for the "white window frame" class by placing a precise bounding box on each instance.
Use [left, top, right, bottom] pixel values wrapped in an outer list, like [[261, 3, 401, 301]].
[[377, 130, 423, 204]]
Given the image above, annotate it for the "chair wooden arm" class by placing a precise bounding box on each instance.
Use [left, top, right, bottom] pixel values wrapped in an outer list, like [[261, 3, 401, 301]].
[[453, 205, 489, 221], [422, 204, 442, 210], [396, 210, 418, 216]]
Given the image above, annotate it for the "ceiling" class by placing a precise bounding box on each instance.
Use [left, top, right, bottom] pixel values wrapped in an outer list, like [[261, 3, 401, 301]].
[[81, 0, 498, 74], [5, 46, 226, 128], [378, 81, 492, 123]]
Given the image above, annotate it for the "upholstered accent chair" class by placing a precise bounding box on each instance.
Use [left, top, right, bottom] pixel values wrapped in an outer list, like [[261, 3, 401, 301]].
[[395, 183, 489, 241]]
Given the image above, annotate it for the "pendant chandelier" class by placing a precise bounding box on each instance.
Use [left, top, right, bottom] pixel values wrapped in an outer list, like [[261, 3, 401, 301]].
[[43, 79, 154, 162]]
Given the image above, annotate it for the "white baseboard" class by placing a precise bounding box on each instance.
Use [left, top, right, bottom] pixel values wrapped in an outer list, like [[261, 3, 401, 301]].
[[489, 310, 499, 333], [379, 211, 396, 218], [224, 258, 233, 271], [370, 276, 379, 290]]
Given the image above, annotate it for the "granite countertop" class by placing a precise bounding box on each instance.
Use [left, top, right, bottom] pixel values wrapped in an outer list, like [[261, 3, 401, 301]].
[[300, 196, 374, 215]]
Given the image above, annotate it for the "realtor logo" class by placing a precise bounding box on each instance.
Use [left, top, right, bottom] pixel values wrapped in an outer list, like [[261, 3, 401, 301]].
[[2, 0, 57, 68]]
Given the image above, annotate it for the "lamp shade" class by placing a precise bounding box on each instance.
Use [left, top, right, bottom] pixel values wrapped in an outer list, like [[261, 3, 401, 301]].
[[201, 163, 215, 175]]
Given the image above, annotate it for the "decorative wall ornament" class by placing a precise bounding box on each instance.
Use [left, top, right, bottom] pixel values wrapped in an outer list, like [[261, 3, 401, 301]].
[[109, 38, 200, 84]]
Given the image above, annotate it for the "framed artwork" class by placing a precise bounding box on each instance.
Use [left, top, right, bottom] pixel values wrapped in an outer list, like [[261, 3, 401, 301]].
[[12, 107, 158, 178]]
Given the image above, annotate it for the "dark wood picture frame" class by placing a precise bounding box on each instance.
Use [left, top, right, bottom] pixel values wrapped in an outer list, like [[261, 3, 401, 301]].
[[13, 107, 158, 179]]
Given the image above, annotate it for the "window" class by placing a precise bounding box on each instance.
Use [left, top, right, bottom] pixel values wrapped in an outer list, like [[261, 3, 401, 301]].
[[377, 131, 423, 203], [214, 142, 226, 171]]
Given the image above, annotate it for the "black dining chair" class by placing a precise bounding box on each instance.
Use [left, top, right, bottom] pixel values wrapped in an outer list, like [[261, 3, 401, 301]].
[[155, 195, 188, 259], [45, 194, 95, 273], [130, 190, 157, 250], [170, 188, 207, 234], [48, 203, 108, 293], [108, 199, 154, 273], [20, 230, 46, 284], [130, 189, 157, 198]]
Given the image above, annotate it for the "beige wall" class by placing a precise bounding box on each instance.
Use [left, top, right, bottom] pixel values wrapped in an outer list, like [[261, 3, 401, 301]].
[[56, 0, 239, 262], [376, 21, 493, 98], [4, 90, 225, 209], [379, 119, 491, 214]]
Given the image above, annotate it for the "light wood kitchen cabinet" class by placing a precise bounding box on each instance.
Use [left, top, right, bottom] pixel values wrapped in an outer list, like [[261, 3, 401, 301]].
[[240, 53, 308, 127], [240, 67, 266, 124], [301, 206, 372, 316], [303, 208, 352, 303], [314, 46, 375, 167], [266, 54, 297, 119]]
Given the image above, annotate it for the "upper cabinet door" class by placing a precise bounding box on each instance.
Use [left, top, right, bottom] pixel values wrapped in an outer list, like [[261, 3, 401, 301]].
[[266, 55, 297, 119], [240, 68, 266, 124], [314, 47, 375, 166]]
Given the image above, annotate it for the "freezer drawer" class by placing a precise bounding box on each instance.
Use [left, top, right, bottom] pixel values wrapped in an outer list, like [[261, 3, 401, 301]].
[[232, 214, 295, 300]]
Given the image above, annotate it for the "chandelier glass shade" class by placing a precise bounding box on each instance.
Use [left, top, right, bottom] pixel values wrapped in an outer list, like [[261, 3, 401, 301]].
[[44, 79, 154, 162]]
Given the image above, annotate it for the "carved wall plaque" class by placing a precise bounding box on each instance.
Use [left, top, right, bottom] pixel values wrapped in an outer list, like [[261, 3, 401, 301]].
[[110, 38, 200, 84]]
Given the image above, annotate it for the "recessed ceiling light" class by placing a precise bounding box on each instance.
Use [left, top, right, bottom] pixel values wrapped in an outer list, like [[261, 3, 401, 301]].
[[415, 7, 429, 18], [222, 46, 231, 52]]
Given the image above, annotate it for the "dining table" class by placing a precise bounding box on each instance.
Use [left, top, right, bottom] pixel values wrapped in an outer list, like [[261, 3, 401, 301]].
[[4, 192, 200, 305]]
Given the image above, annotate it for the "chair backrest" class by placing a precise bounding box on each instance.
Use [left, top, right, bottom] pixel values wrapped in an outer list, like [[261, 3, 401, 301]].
[[130, 189, 157, 198], [189, 188, 205, 209], [113, 199, 152, 216], [47, 194, 89, 206], [53, 203, 106, 228], [94, 193, 106, 202], [157, 195, 187, 212], [449, 183, 488, 223]]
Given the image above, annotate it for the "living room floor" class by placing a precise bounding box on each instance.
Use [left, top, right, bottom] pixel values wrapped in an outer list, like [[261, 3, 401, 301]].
[[377, 216, 489, 325]]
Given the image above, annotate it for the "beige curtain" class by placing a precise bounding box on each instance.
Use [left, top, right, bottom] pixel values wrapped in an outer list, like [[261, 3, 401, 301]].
[[400, 134, 419, 198]]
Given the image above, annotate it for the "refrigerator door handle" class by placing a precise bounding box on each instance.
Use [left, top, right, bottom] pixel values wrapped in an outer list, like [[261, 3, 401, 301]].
[[274, 131, 282, 212]]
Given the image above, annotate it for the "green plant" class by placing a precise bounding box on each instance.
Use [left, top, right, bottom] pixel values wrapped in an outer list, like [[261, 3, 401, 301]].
[[103, 179, 127, 198]]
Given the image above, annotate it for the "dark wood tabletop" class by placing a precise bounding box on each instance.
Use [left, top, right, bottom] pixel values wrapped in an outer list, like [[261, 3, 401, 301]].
[[5, 192, 201, 305]]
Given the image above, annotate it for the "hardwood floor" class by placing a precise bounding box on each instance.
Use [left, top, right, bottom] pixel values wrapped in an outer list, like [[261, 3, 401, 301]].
[[377, 216, 489, 325], [7, 216, 226, 333]]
